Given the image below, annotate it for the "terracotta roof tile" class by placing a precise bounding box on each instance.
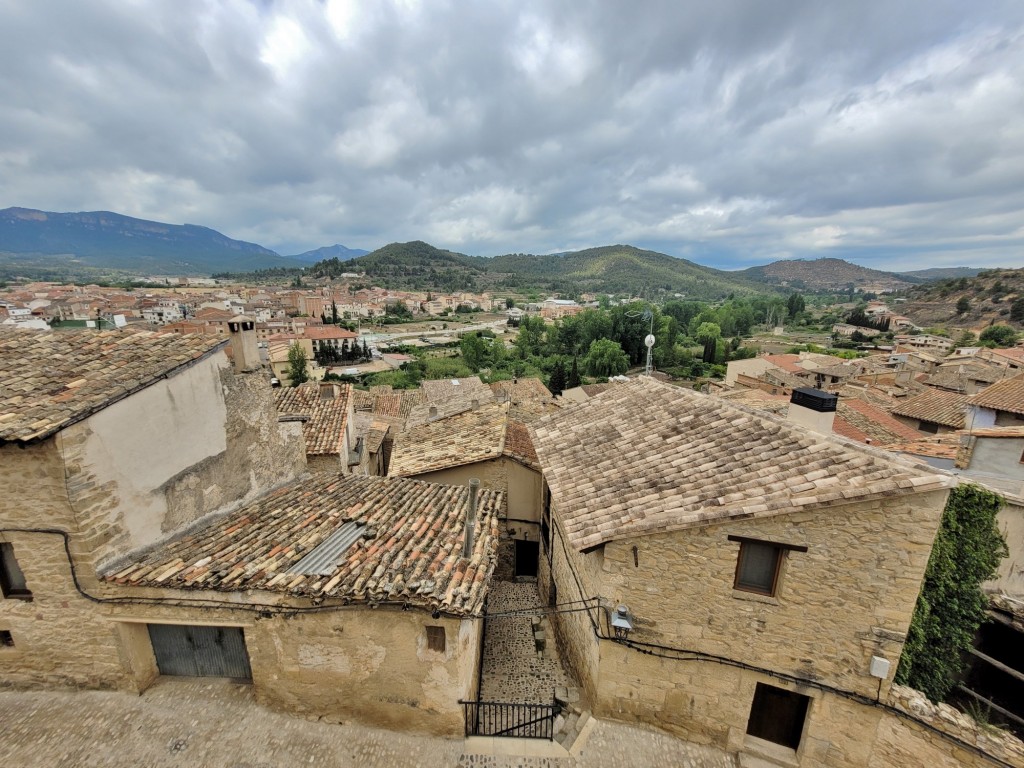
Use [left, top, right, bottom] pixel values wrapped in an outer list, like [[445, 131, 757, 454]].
[[504, 420, 540, 470], [968, 373, 1024, 416], [365, 421, 390, 454], [274, 383, 352, 456], [420, 376, 490, 404], [763, 354, 804, 374], [101, 473, 501, 616], [891, 389, 970, 428], [837, 399, 925, 445], [304, 326, 358, 341], [531, 378, 954, 551], [0, 326, 226, 443], [491, 377, 554, 405], [391, 402, 508, 476], [886, 434, 960, 460]]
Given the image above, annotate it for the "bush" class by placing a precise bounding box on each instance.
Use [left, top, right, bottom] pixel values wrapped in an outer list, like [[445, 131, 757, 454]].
[[895, 485, 1008, 702]]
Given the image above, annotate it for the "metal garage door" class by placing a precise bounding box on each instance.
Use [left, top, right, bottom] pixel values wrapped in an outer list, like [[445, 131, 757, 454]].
[[148, 624, 252, 680]]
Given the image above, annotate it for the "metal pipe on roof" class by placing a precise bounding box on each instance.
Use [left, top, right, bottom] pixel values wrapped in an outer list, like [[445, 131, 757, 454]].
[[463, 478, 480, 558]]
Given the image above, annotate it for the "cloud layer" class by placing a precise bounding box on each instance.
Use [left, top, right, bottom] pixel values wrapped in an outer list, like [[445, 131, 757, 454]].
[[2, 0, 1024, 270]]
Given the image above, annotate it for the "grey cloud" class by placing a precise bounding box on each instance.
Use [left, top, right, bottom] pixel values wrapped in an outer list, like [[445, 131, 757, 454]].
[[1, 0, 1023, 270]]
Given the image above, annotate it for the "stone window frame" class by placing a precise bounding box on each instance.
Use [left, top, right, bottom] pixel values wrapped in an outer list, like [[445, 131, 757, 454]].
[[0, 543, 32, 601], [728, 536, 807, 598], [425, 625, 446, 653]]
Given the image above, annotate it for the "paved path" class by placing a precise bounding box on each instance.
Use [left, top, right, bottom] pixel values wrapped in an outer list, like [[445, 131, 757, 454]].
[[0, 680, 736, 767], [479, 581, 572, 704]]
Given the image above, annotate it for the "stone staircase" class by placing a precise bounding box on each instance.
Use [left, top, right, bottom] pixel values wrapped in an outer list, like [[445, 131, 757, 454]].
[[552, 686, 593, 754]]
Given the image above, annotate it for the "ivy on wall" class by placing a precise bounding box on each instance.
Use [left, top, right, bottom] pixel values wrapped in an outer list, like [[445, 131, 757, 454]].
[[895, 483, 1009, 702]]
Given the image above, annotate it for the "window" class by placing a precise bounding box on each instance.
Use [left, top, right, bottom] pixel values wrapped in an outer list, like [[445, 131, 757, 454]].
[[0, 630, 14, 648], [426, 625, 446, 653], [746, 683, 810, 750], [729, 536, 806, 597], [918, 420, 940, 435], [0, 543, 31, 600]]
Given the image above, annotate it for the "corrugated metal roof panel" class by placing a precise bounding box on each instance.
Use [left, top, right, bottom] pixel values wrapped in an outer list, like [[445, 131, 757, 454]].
[[288, 522, 365, 575]]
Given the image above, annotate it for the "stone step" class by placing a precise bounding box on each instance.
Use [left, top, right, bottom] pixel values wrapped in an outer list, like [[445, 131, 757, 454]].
[[739, 753, 791, 768], [555, 710, 591, 751], [554, 686, 579, 707]]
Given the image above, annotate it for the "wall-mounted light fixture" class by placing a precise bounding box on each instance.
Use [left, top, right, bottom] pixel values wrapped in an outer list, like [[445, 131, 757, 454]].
[[610, 605, 634, 639]]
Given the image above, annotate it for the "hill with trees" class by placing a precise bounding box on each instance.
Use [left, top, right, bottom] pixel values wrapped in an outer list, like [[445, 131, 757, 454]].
[[898, 268, 1024, 332], [319, 241, 777, 301], [739, 257, 921, 292]]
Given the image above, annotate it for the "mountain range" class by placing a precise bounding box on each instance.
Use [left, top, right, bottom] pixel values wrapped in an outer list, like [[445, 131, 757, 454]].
[[0, 207, 366, 278], [0, 206, 992, 297]]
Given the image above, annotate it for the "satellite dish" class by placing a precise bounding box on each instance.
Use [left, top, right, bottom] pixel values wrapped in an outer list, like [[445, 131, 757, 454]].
[[644, 334, 656, 348]]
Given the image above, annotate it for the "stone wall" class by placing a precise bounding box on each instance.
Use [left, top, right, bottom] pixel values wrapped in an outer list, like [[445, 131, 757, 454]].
[[0, 442, 136, 691], [595, 647, 1024, 767], [873, 685, 1024, 768], [601, 490, 949, 700], [540, 507, 604, 708], [0, 529, 136, 692]]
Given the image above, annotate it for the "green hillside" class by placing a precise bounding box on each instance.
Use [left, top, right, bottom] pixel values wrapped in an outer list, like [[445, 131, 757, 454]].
[[318, 241, 776, 300]]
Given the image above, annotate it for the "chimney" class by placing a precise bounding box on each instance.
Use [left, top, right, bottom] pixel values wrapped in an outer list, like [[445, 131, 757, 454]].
[[319, 381, 337, 400], [227, 315, 260, 373], [428, 405, 438, 419], [787, 387, 837, 436], [462, 478, 480, 558]]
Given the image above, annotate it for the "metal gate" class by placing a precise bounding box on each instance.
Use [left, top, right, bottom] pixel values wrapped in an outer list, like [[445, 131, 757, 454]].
[[148, 624, 252, 680]]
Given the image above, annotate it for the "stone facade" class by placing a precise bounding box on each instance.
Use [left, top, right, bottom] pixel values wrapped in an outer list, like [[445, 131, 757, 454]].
[[0, 356, 306, 693], [536, 486, 1006, 767]]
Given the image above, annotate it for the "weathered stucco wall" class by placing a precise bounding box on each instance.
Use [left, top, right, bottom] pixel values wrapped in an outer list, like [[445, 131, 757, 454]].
[[988, 496, 1024, 598], [410, 458, 541, 523], [60, 358, 306, 570], [108, 601, 478, 735], [969, 437, 1024, 483]]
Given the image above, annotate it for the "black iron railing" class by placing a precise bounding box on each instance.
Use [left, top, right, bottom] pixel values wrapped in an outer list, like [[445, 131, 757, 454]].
[[459, 699, 560, 740]]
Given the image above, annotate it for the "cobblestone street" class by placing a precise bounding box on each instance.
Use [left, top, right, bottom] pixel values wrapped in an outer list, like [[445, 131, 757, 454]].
[[0, 680, 736, 767], [479, 580, 572, 704]]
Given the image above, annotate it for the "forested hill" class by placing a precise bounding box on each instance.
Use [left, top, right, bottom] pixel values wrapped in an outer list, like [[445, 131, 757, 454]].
[[312, 241, 779, 300], [739, 257, 920, 292]]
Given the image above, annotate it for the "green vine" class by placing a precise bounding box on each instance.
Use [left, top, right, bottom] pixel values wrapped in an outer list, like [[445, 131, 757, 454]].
[[895, 483, 1008, 702]]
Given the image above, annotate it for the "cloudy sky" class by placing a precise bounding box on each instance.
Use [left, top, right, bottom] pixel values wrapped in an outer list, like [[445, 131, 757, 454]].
[[3, 1, 1024, 271]]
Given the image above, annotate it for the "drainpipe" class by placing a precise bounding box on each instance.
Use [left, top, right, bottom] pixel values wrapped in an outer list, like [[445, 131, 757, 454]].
[[463, 478, 480, 558]]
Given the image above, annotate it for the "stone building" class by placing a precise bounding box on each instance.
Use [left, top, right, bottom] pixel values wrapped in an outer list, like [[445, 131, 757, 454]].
[[891, 388, 970, 435], [530, 378, 957, 767], [390, 401, 543, 581], [100, 472, 500, 734], [967, 372, 1024, 428], [0, 325, 498, 735], [0, 324, 305, 691], [274, 381, 357, 472]]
